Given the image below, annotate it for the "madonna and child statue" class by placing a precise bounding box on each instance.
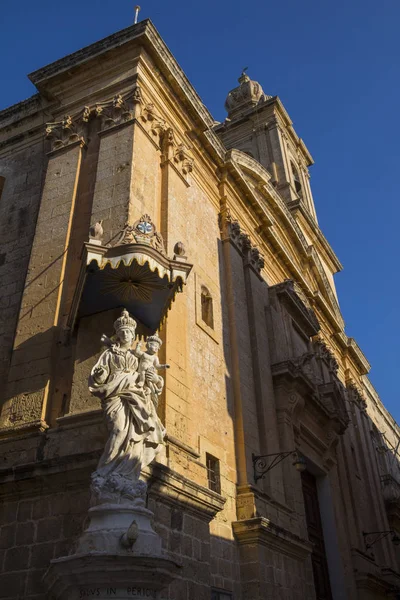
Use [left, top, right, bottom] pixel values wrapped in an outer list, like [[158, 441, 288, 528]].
[[88, 308, 169, 507], [45, 310, 179, 596]]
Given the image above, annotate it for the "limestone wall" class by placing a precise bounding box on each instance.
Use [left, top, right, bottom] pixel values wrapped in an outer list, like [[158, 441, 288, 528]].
[[0, 21, 400, 600]]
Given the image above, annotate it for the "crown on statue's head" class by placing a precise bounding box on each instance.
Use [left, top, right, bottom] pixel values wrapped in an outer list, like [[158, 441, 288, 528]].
[[114, 308, 137, 334], [147, 334, 162, 347]]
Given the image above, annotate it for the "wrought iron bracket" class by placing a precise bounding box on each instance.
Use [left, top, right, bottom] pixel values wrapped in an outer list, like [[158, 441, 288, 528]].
[[362, 530, 400, 549], [252, 450, 303, 482]]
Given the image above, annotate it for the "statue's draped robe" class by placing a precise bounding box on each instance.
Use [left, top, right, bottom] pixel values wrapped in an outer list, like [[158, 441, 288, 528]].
[[89, 345, 165, 486]]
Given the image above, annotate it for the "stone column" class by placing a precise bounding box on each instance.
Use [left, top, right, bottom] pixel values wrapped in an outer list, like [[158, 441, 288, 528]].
[[218, 200, 257, 488], [0, 129, 85, 431]]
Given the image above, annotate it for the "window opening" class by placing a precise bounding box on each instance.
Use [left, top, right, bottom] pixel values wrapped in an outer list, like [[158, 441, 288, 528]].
[[206, 453, 221, 494], [201, 286, 214, 329], [291, 162, 302, 197], [211, 590, 233, 600], [0, 177, 5, 202], [351, 445, 361, 479]]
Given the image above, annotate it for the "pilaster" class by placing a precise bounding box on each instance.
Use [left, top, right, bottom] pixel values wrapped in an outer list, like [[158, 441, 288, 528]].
[[0, 134, 85, 433]]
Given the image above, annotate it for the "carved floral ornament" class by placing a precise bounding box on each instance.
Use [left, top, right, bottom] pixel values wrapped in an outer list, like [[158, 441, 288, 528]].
[[45, 84, 195, 176], [218, 208, 265, 273]]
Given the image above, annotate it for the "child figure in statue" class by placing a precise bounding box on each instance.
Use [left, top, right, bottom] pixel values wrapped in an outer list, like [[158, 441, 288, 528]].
[[133, 335, 170, 390]]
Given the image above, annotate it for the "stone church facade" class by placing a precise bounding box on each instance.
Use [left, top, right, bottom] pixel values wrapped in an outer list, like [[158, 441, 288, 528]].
[[0, 19, 399, 600]]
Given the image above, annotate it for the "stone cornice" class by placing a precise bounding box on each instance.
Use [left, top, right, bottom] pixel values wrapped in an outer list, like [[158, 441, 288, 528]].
[[273, 97, 314, 166], [146, 463, 226, 522], [0, 448, 102, 500], [346, 337, 371, 375], [28, 20, 215, 133], [352, 550, 400, 595], [29, 22, 149, 86], [362, 376, 400, 436], [288, 198, 343, 273], [307, 245, 344, 326], [232, 517, 312, 560], [224, 155, 345, 332], [224, 151, 310, 259], [0, 94, 42, 126]]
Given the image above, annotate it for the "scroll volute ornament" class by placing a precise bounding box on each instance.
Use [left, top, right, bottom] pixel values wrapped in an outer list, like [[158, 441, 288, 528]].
[[141, 103, 167, 137], [173, 143, 194, 175], [313, 338, 340, 376], [46, 115, 86, 150], [218, 209, 264, 273]]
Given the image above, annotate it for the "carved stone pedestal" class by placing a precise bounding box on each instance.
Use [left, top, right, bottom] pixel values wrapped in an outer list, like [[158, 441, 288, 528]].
[[44, 503, 181, 600], [44, 554, 180, 599], [77, 503, 161, 556]]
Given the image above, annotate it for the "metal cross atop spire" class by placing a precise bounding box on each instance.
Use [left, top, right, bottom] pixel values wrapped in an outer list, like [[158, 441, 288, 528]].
[[134, 5, 141, 24]]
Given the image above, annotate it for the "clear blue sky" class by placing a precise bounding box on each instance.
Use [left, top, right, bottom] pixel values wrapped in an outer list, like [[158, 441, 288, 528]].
[[1, 0, 399, 421]]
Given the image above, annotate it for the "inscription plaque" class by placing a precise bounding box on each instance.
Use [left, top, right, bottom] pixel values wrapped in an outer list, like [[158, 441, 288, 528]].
[[78, 588, 156, 599]]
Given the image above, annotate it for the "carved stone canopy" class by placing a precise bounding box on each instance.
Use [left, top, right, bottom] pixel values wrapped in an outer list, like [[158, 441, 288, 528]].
[[69, 215, 192, 332]]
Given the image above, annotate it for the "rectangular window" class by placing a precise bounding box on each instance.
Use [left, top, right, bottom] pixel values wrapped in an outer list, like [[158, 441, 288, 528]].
[[351, 445, 361, 479], [206, 453, 221, 494], [211, 590, 233, 600]]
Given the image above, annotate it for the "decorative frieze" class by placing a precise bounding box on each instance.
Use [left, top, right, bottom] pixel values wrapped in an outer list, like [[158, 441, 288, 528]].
[[45, 86, 142, 150], [44, 86, 196, 185]]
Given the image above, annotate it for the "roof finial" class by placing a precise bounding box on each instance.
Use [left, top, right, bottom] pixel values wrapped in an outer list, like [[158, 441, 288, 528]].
[[238, 67, 250, 84], [134, 5, 141, 24]]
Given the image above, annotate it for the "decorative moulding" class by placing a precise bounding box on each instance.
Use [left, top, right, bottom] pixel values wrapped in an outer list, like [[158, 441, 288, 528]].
[[232, 517, 312, 560], [146, 462, 226, 522]]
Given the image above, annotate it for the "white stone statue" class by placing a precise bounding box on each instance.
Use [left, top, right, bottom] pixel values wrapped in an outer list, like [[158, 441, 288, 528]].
[[133, 335, 170, 393], [89, 308, 166, 506]]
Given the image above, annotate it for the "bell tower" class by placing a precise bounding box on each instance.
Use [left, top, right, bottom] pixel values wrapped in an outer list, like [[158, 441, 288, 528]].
[[215, 71, 318, 222]]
